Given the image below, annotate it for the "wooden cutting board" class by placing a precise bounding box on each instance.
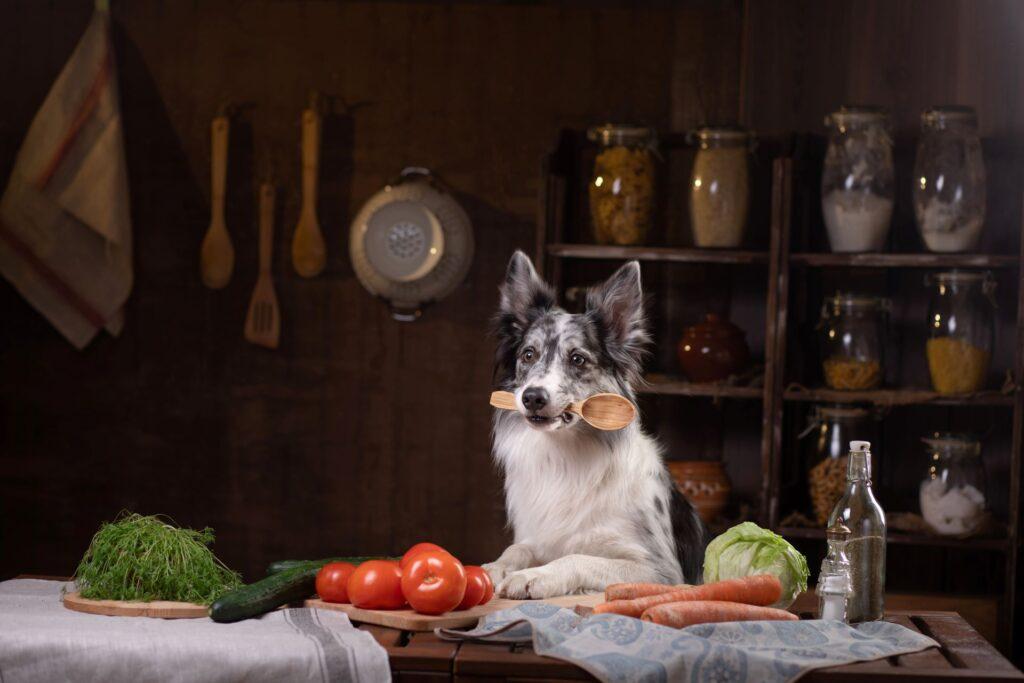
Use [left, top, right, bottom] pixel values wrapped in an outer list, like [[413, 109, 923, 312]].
[[63, 591, 208, 619], [306, 592, 603, 631]]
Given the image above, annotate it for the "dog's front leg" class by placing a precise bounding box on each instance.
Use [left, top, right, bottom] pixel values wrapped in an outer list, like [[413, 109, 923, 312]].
[[498, 554, 660, 599], [482, 543, 537, 586]]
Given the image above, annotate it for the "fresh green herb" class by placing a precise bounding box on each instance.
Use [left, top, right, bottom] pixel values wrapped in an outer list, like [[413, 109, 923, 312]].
[[71, 512, 242, 605]]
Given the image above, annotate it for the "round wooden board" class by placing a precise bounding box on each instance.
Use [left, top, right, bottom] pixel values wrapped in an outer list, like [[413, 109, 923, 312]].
[[62, 591, 209, 619]]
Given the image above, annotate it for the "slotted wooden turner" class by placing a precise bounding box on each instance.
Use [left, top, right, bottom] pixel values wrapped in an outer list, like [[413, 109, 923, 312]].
[[489, 390, 636, 430], [244, 182, 280, 349]]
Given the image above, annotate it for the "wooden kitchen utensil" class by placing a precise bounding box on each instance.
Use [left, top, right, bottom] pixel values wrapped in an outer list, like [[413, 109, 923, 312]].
[[489, 390, 636, 430], [244, 182, 281, 348], [291, 101, 326, 277], [200, 114, 234, 289], [63, 591, 208, 619]]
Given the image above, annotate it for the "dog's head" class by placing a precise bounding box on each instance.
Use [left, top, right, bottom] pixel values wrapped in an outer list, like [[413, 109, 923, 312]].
[[494, 250, 649, 432]]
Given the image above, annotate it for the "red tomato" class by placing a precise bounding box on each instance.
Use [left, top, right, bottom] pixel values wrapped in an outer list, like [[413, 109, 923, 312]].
[[400, 542, 449, 570], [455, 566, 493, 610], [401, 550, 466, 615], [471, 565, 494, 604], [316, 562, 356, 603], [347, 560, 405, 609]]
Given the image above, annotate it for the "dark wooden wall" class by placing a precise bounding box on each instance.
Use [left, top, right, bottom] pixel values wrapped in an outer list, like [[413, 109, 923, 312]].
[[0, 0, 742, 580]]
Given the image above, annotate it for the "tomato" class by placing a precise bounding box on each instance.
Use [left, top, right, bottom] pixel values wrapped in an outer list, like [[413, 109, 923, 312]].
[[347, 560, 405, 609], [316, 562, 356, 603], [455, 566, 493, 610], [400, 542, 449, 570], [401, 550, 466, 615], [471, 565, 494, 604]]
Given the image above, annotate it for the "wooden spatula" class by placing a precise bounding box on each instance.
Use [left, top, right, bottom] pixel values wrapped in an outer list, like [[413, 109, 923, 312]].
[[291, 102, 326, 277], [244, 182, 280, 349], [489, 390, 636, 431], [200, 114, 234, 289]]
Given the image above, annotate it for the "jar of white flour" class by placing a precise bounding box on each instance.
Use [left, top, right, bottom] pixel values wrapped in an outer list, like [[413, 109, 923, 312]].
[[919, 433, 986, 536]]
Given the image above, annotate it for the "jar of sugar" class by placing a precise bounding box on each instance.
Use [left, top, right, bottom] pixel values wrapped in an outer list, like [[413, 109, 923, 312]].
[[919, 433, 986, 536], [821, 106, 894, 253]]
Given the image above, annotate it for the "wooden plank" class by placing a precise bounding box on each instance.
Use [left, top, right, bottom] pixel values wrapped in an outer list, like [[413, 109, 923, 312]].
[[915, 613, 1021, 673], [640, 374, 762, 399], [887, 614, 953, 669], [455, 642, 592, 680], [1004, 190, 1024, 654], [790, 252, 1019, 269], [389, 631, 462, 674], [777, 526, 1010, 552], [782, 386, 1016, 408], [546, 243, 770, 265], [61, 591, 207, 619]]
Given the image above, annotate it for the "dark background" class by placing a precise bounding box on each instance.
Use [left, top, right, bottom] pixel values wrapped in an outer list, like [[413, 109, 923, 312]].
[[1, 0, 1021, 610]]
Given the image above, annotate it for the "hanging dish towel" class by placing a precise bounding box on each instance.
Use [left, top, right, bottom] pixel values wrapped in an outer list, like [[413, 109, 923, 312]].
[[0, 0, 132, 349]]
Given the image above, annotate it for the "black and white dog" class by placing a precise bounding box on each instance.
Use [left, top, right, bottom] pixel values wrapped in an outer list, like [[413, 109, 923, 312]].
[[483, 250, 708, 599]]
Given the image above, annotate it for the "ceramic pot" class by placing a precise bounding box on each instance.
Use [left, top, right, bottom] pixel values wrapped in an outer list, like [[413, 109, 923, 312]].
[[667, 461, 731, 524], [677, 313, 751, 383]]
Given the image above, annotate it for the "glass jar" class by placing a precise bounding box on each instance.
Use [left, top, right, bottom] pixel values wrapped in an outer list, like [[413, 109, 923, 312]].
[[819, 294, 890, 390], [688, 127, 752, 248], [821, 107, 894, 253], [925, 271, 995, 394], [804, 405, 876, 524], [920, 434, 986, 536], [587, 124, 656, 246], [914, 106, 986, 252]]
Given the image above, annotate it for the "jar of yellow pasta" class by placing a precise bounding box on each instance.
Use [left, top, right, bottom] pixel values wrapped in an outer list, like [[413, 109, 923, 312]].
[[926, 271, 995, 394], [819, 294, 890, 390], [587, 124, 657, 245]]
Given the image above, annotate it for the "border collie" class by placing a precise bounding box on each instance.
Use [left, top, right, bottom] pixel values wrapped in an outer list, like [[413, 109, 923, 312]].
[[483, 250, 708, 599]]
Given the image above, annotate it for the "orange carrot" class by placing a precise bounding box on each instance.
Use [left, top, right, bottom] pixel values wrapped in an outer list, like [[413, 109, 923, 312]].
[[604, 582, 690, 601], [642, 600, 798, 628], [593, 575, 782, 618]]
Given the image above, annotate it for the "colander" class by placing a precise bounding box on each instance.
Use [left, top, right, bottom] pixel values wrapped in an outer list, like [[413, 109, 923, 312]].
[[349, 168, 474, 320]]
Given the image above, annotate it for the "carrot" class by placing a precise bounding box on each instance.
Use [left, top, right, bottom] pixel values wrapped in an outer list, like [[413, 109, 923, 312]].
[[642, 600, 798, 628], [593, 574, 782, 618], [604, 582, 690, 601]]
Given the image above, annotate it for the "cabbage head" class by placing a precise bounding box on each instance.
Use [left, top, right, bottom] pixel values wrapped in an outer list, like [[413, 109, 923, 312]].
[[703, 522, 809, 608]]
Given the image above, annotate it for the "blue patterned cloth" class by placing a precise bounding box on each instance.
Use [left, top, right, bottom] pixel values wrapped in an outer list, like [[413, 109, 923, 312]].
[[437, 604, 938, 683]]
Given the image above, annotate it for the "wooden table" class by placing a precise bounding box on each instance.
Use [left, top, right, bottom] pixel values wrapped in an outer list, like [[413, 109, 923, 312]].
[[357, 610, 1023, 682]]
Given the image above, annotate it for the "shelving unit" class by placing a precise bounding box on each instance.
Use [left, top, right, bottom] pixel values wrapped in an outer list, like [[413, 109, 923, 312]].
[[534, 130, 1023, 650]]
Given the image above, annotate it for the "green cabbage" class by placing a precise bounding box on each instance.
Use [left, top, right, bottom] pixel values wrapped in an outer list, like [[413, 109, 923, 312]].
[[703, 522, 809, 608]]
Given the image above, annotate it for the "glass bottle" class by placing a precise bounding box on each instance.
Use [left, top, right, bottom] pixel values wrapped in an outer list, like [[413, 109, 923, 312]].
[[688, 127, 753, 248], [821, 106, 894, 253], [587, 124, 657, 246], [817, 521, 853, 622], [920, 434, 987, 536], [913, 106, 986, 253], [828, 440, 886, 622], [819, 294, 890, 390], [926, 271, 996, 395]]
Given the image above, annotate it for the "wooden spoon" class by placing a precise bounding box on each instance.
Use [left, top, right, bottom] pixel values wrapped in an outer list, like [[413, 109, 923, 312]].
[[291, 105, 326, 277], [489, 390, 636, 431], [200, 114, 234, 289], [244, 182, 281, 349]]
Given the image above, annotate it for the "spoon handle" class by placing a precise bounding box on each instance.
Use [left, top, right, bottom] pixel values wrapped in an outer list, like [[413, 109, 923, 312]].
[[489, 391, 517, 410]]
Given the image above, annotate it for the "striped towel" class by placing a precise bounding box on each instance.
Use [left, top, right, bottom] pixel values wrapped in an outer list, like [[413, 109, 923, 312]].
[[0, 0, 132, 348]]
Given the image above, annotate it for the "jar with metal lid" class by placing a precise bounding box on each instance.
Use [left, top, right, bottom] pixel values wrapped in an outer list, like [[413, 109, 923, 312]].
[[914, 106, 986, 252], [688, 127, 753, 248], [819, 294, 890, 390], [920, 433, 986, 536], [802, 405, 877, 524], [587, 124, 656, 246], [926, 271, 995, 394], [821, 107, 894, 253]]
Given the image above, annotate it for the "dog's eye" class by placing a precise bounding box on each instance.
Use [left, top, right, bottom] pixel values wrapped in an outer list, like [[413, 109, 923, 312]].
[[570, 353, 586, 367], [521, 347, 537, 363]]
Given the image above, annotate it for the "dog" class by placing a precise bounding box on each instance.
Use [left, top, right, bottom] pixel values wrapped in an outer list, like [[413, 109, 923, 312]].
[[483, 250, 708, 599]]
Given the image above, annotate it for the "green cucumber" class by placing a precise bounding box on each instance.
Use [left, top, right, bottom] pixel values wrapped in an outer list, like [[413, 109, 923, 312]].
[[210, 564, 320, 623], [264, 556, 390, 576]]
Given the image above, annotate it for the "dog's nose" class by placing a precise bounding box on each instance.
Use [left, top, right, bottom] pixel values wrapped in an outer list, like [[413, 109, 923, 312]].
[[521, 387, 549, 412]]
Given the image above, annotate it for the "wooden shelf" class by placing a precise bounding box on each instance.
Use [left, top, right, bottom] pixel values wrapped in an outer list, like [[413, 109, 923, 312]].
[[778, 525, 1011, 552], [790, 252, 1020, 268], [783, 386, 1016, 407], [640, 374, 762, 399], [546, 243, 770, 265]]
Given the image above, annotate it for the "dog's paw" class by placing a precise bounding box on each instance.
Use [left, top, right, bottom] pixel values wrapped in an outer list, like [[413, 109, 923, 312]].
[[497, 568, 571, 600], [481, 562, 512, 586]]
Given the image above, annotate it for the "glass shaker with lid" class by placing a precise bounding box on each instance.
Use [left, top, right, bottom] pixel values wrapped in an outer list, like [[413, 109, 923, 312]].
[[819, 294, 890, 390], [587, 124, 657, 246], [920, 434, 986, 536], [817, 521, 853, 622], [925, 271, 995, 394], [821, 107, 894, 253], [914, 106, 986, 252], [804, 405, 876, 524], [688, 127, 753, 248]]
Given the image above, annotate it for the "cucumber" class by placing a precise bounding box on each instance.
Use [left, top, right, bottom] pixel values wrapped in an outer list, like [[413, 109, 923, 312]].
[[264, 556, 389, 576], [210, 564, 320, 623]]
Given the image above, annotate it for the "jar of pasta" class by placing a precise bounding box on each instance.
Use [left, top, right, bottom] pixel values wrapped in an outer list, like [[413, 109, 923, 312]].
[[587, 124, 656, 245], [920, 434, 986, 536], [804, 405, 876, 524], [926, 271, 995, 394], [819, 294, 889, 390], [688, 127, 752, 248]]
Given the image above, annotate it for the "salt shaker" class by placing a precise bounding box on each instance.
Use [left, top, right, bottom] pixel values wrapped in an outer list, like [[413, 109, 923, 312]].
[[817, 521, 853, 621]]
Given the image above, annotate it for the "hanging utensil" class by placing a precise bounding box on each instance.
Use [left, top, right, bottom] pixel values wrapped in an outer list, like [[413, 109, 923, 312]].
[[200, 113, 234, 289], [244, 182, 280, 348], [291, 95, 326, 277], [489, 390, 636, 431]]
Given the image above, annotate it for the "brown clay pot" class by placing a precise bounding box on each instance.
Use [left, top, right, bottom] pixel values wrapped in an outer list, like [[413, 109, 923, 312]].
[[677, 313, 751, 383], [667, 461, 731, 524]]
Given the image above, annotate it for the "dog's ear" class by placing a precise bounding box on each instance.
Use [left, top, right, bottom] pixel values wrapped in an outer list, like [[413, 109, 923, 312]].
[[499, 250, 554, 326], [586, 261, 649, 379]]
